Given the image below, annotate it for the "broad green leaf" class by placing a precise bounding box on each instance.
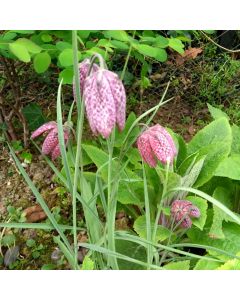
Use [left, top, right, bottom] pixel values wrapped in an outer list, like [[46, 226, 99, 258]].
[[188, 118, 232, 154], [188, 223, 240, 260], [104, 30, 130, 42], [133, 44, 167, 62], [33, 52, 51, 73], [115, 239, 147, 270], [77, 30, 91, 39], [2, 234, 16, 246], [187, 118, 232, 187], [81, 256, 94, 270], [111, 40, 129, 50], [168, 38, 184, 54], [231, 124, 240, 155], [186, 196, 208, 230], [153, 35, 169, 48], [40, 33, 52, 43], [9, 42, 30, 62], [215, 154, 240, 180], [164, 260, 190, 270], [59, 67, 74, 84], [10, 30, 35, 34], [217, 252, 240, 270], [207, 103, 229, 120], [15, 38, 42, 54], [116, 182, 142, 205], [209, 187, 234, 239], [194, 257, 221, 270], [133, 215, 172, 242], [56, 41, 72, 51], [22, 103, 46, 131], [59, 49, 81, 67]]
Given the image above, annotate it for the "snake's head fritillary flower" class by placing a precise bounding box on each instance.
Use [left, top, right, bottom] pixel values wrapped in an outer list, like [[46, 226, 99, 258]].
[[137, 124, 177, 167], [171, 200, 200, 229], [31, 121, 70, 160], [73, 58, 99, 98], [83, 68, 126, 139]]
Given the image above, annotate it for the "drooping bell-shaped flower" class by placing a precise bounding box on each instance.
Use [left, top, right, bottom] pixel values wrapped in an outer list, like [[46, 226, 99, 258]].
[[137, 124, 177, 167], [171, 200, 200, 228], [31, 121, 70, 160], [83, 68, 126, 139], [73, 58, 99, 97]]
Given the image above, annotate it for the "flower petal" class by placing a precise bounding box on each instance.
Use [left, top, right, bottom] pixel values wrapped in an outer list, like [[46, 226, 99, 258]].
[[31, 121, 57, 139], [42, 128, 59, 155]]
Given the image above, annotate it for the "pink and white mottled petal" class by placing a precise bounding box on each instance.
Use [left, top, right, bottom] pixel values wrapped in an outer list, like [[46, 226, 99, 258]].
[[51, 144, 61, 160], [148, 133, 173, 165], [189, 206, 201, 218], [181, 217, 192, 228], [150, 124, 177, 156], [137, 133, 156, 168], [104, 70, 126, 131], [42, 128, 59, 155], [31, 121, 57, 139]]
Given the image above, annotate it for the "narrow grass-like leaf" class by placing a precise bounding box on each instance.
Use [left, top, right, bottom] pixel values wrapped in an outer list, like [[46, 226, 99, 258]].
[[8, 144, 73, 255]]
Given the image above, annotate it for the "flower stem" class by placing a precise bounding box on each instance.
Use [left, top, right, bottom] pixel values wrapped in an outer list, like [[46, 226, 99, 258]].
[[72, 30, 83, 269], [106, 128, 119, 269]]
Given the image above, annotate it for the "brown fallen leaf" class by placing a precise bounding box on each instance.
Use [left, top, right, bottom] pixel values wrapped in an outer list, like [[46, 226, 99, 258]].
[[183, 47, 203, 59], [23, 205, 47, 222], [174, 47, 203, 66]]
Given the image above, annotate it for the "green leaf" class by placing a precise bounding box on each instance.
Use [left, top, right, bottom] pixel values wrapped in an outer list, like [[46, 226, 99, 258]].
[[188, 223, 240, 260], [134, 215, 172, 242], [207, 103, 229, 120], [104, 30, 130, 42], [10, 30, 35, 34], [209, 187, 234, 239], [26, 239, 36, 248], [41, 264, 56, 270], [215, 154, 240, 180], [164, 260, 190, 270], [9, 42, 31, 62], [81, 256, 94, 270], [133, 44, 167, 62], [217, 252, 240, 270], [40, 33, 52, 43], [22, 103, 46, 131], [59, 67, 74, 84], [56, 41, 72, 51], [115, 239, 147, 270], [188, 118, 232, 154], [111, 40, 129, 50], [2, 234, 16, 247], [33, 52, 51, 73], [194, 257, 221, 270], [153, 36, 169, 48], [15, 38, 42, 54], [59, 49, 81, 67], [187, 118, 232, 187], [231, 124, 240, 155], [168, 38, 184, 54], [186, 196, 208, 230], [77, 30, 91, 39]]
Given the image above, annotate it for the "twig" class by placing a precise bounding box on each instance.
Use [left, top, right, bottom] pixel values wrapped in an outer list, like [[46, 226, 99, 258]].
[[200, 30, 240, 53]]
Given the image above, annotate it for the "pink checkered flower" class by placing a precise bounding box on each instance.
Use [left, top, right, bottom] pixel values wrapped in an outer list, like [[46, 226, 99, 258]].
[[171, 200, 201, 229], [73, 58, 99, 97], [31, 121, 70, 160], [83, 68, 126, 139], [137, 124, 177, 167]]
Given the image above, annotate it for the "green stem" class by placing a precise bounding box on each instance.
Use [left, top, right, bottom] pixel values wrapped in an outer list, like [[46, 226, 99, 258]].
[[120, 30, 136, 81], [151, 161, 170, 265], [106, 129, 119, 269], [72, 30, 84, 269], [142, 162, 153, 269]]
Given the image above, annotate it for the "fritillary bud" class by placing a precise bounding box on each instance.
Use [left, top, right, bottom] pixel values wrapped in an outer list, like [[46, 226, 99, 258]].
[[137, 124, 177, 168], [171, 200, 200, 229]]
